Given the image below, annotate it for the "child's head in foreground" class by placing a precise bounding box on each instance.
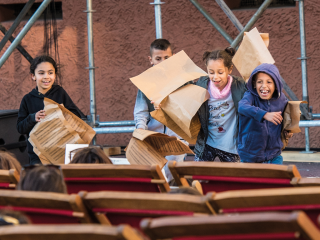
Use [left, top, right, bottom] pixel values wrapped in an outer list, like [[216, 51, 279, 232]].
[[30, 55, 58, 94], [149, 39, 173, 66], [202, 47, 236, 91], [248, 63, 282, 100], [17, 165, 67, 193], [70, 146, 112, 164], [0, 150, 21, 173]]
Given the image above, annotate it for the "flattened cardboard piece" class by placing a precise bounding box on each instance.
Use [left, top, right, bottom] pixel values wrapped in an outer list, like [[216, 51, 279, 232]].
[[233, 27, 275, 82], [126, 129, 194, 168], [244, 32, 269, 48], [151, 109, 200, 145], [130, 50, 207, 105], [281, 101, 307, 149], [29, 98, 95, 164], [160, 84, 210, 139]]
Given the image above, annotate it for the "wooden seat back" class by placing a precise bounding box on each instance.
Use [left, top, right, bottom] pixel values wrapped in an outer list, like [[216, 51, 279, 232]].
[[141, 211, 320, 240], [61, 164, 170, 193], [0, 190, 92, 224], [0, 169, 19, 190], [81, 190, 215, 229], [0, 224, 144, 240], [169, 161, 301, 193], [209, 186, 320, 228]]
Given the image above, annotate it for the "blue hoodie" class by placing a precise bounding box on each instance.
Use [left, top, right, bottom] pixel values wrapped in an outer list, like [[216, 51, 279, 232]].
[[237, 63, 288, 163]]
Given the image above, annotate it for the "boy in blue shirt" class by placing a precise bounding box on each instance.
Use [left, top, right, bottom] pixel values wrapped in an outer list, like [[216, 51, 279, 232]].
[[238, 63, 292, 164], [134, 39, 187, 184]]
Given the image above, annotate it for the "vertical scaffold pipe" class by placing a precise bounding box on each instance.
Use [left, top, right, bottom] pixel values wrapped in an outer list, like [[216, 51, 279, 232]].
[[85, 0, 97, 144], [151, 0, 164, 39], [297, 0, 313, 153]]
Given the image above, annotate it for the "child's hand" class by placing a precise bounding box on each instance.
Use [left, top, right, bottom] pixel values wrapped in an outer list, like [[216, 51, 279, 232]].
[[263, 111, 283, 125], [151, 100, 161, 110], [284, 130, 293, 140], [35, 110, 46, 122]]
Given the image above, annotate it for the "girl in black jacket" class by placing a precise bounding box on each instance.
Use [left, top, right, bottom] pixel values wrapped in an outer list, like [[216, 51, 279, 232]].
[[17, 55, 84, 164]]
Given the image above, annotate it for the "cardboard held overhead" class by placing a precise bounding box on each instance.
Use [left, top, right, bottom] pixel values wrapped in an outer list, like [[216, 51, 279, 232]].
[[126, 129, 194, 169], [281, 101, 307, 150], [130, 50, 209, 144], [130, 50, 208, 105], [29, 98, 96, 164], [233, 27, 275, 82]]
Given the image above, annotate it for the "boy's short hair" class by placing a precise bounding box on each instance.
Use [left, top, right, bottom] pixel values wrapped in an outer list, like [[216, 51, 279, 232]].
[[150, 39, 172, 56]]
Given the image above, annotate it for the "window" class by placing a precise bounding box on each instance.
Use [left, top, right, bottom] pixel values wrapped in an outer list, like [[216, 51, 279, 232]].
[[0, 2, 62, 22], [225, 0, 295, 10]]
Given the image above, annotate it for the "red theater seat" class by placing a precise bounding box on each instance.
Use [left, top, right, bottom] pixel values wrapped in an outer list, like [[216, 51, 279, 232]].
[[0, 224, 144, 240], [169, 161, 301, 194], [61, 164, 170, 194], [0, 169, 19, 190], [208, 187, 320, 228], [80, 190, 215, 229], [0, 190, 93, 224], [140, 211, 320, 240]]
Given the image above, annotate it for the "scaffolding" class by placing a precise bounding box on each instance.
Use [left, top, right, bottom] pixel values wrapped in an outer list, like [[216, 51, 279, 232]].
[[0, 0, 318, 153]]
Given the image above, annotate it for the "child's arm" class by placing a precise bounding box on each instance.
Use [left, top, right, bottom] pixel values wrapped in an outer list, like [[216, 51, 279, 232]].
[[238, 92, 268, 122], [134, 90, 150, 130], [16, 98, 39, 134], [238, 92, 283, 125]]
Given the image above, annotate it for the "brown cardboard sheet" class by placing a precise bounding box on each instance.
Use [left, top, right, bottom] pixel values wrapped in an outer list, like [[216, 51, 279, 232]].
[[29, 98, 96, 164], [130, 51, 209, 144], [126, 129, 194, 168], [281, 101, 307, 149], [130, 50, 207, 105], [233, 27, 275, 81]]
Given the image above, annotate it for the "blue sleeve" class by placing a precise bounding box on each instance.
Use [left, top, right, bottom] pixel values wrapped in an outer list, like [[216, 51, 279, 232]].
[[238, 91, 267, 122], [16, 97, 37, 134]]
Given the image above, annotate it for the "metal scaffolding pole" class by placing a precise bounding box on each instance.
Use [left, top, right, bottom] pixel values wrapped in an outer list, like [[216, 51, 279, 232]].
[[296, 0, 314, 153], [189, 0, 233, 44], [231, 0, 273, 48], [215, 0, 243, 32], [98, 121, 135, 127], [0, 24, 33, 63], [151, 0, 164, 39], [0, 0, 36, 52], [94, 126, 135, 134], [85, 0, 97, 144], [0, 0, 52, 68]]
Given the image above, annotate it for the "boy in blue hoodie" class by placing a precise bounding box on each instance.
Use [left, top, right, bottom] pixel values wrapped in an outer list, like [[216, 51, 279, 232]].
[[238, 63, 292, 164]]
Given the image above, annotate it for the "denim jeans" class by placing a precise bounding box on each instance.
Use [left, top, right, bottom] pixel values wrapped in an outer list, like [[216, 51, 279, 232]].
[[263, 155, 283, 165], [240, 155, 283, 165]]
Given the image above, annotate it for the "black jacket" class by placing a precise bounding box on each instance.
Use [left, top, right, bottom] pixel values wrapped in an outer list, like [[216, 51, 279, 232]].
[[194, 75, 247, 158], [17, 85, 84, 164]]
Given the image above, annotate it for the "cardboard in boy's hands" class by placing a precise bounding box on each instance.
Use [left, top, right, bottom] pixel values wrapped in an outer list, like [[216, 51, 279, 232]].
[[233, 28, 275, 81], [130, 51, 209, 144], [126, 129, 194, 169], [151, 84, 209, 144], [281, 101, 307, 149], [130, 50, 207, 105], [29, 98, 96, 164]]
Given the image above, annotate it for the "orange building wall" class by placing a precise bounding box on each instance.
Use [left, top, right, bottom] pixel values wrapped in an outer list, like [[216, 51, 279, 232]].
[[0, 0, 319, 148]]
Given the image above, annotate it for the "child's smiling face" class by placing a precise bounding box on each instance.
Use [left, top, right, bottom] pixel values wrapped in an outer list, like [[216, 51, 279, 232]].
[[32, 62, 56, 94], [148, 47, 173, 66], [255, 72, 275, 100], [207, 59, 232, 91]]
